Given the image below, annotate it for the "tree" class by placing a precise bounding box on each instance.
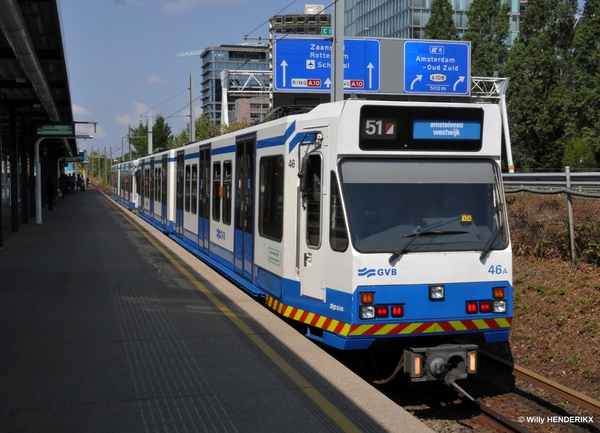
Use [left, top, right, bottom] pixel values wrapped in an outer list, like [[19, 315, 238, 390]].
[[562, 137, 597, 171], [424, 0, 459, 40], [571, 0, 600, 164], [128, 122, 148, 157], [127, 114, 175, 155], [152, 114, 174, 151], [222, 121, 251, 134], [172, 127, 189, 148], [195, 114, 220, 141], [501, 0, 577, 171], [462, 0, 510, 77]]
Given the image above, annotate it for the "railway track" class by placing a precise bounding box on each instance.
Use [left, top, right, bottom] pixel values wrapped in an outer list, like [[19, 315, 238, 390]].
[[456, 392, 531, 433], [480, 348, 600, 417], [453, 348, 600, 432]]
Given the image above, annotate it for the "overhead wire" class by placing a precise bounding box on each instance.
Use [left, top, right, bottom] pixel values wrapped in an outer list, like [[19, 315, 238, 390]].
[[139, 87, 190, 117], [222, 1, 335, 94], [147, 1, 336, 127]]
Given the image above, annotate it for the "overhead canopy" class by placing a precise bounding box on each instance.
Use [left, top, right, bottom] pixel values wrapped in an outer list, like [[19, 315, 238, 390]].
[[0, 0, 75, 155]]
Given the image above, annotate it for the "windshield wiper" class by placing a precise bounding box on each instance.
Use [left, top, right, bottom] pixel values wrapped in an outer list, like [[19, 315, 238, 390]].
[[480, 202, 505, 260], [389, 229, 469, 264], [479, 226, 502, 260]]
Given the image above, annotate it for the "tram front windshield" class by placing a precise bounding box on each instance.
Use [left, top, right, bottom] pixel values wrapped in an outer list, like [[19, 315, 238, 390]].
[[339, 159, 508, 254]]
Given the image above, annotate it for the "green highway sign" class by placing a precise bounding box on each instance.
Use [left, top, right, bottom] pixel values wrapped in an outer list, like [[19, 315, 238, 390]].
[[321, 27, 331, 36]]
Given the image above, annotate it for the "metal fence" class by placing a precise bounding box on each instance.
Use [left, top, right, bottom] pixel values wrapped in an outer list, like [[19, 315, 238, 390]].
[[503, 169, 600, 267]]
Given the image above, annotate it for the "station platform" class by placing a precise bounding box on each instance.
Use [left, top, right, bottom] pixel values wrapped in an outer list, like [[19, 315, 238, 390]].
[[0, 188, 432, 433]]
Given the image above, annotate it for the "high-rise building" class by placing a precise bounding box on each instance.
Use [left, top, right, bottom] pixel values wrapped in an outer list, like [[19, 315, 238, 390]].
[[269, 4, 331, 37], [200, 44, 270, 125], [200, 5, 333, 125], [345, 0, 522, 47]]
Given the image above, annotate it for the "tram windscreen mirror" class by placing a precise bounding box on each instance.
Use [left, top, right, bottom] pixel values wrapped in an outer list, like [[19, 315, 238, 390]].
[[299, 156, 308, 193]]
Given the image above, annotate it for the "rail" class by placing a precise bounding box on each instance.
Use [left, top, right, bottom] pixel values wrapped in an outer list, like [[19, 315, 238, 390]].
[[480, 348, 600, 416]]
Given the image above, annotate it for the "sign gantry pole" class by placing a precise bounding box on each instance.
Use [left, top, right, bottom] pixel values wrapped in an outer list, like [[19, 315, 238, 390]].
[[332, 0, 344, 102]]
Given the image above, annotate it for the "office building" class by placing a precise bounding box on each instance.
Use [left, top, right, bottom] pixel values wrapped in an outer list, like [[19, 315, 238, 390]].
[[269, 4, 331, 37], [201, 5, 332, 125], [345, 0, 523, 46], [200, 44, 270, 125]]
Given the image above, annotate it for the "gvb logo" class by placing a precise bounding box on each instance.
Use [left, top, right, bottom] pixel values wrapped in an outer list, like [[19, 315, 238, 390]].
[[358, 267, 397, 278], [358, 267, 376, 278]]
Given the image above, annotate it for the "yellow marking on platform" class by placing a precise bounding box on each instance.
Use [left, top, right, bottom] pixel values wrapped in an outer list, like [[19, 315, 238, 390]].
[[102, 196, 361, 433]]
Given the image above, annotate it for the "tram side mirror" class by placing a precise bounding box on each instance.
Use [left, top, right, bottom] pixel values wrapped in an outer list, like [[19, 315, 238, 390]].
[[298, 156, 308, 193]]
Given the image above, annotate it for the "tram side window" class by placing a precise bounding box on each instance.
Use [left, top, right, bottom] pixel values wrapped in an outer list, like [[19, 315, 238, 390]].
[[306, 154, 322, 247], [135, 171, 140, 197], [223, 161, 232, 225], [329, 172, 348, 252], [162, 160, 167, 203], [191, 164, 198, 215], [185, 164, 191, 212], [149, 167, 154, 202], [144, 168, 150, 199], [155, 168, 162, 203], [259, 155, 284, 242], [212, 162, 221, 221]]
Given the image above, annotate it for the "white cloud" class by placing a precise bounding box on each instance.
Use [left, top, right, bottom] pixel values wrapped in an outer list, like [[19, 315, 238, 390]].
[[75, 123, 105, 139], [147, 75, 166, 84], [115, 102, 150, 127], [133, 102, 150, 116], [115, 114, 132, 126], [72, 104, 91, 116]]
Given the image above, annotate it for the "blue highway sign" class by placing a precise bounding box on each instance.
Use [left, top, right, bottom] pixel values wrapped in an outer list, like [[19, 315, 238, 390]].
[[273, 38, 380, 92], [403, 41, 470, 95]]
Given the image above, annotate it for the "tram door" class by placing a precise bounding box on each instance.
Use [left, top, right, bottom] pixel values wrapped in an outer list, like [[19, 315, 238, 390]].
[[198, 145, 211, 254], [175, 150, 185, 238], [142, 160, 150, 215], [149, 158, 155, 219], [234, 136, 255, 282], [298, 153, 326, 301], [161, 154, 168, 227]]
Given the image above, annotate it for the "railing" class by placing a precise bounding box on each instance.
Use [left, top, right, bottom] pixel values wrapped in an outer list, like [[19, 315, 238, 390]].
[[503, 168, 600, 267]]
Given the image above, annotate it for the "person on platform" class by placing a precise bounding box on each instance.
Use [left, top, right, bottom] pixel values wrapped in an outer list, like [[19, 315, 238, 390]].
[[58, 173, 68, 200], [47, 176, 55, 211]]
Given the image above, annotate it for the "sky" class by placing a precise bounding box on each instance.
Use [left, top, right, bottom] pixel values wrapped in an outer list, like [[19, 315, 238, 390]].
[[58, 0, 309, 157]]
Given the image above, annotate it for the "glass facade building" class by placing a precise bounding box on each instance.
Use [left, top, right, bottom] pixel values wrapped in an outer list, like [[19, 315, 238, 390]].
[[201, 7, 332, 125], [345, 0, 522, 46], [201, 45, 270, 124]]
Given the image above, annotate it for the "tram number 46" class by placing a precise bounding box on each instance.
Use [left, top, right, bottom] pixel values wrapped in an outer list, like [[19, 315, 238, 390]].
[[488, 264, 508, 275]]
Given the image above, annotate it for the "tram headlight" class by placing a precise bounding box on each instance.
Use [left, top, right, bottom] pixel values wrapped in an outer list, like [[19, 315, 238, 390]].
[[493, 300, 506, 313], [429, 285, 445, 300], [359, 305, 376, 319]]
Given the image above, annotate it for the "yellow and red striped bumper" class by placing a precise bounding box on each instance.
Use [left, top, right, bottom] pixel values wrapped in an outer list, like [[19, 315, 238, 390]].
[[265, 295, 512, 337]]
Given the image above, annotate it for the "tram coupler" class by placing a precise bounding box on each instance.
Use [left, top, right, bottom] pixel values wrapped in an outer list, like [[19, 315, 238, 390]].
[[403, 344, 478, 382]]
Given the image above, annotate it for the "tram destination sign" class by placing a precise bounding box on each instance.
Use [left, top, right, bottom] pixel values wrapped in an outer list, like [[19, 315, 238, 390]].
[[273, 37, 380, 93], [36, 123, 75, 137], [403, 40, 471, 96]]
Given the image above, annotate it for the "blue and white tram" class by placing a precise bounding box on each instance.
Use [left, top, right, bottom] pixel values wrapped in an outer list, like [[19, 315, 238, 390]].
[[137, 150, 175, 233], [110, 159, 140, 213], [115, 98, 512, 385]]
